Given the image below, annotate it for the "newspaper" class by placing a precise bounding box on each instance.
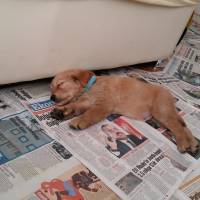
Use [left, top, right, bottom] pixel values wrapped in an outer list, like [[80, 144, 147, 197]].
[[0, 80, 198, 200], [20, 91, 198, 200], [0, 86, 120, 200]]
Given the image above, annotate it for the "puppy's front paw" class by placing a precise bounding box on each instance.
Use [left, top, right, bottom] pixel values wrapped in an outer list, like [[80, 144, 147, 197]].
[[50, 109, 64, 120], [69, 118, 89, 130]]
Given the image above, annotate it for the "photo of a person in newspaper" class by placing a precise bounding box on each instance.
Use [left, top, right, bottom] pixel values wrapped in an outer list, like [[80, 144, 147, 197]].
[[113, 117, 147, 145], [41, 179, 84, 200], [115, 172, 142, 195], [101, 123, 139, 158], [35, 165, 119, 200]]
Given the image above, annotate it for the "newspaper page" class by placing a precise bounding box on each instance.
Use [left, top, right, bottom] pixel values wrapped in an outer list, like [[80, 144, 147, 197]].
[[0, 68, 198, 200], [0, 88, 71, 199], [18, 88, 196, 200], [4, 58, 198, 200], [161, 54, 200, 108], [0, 86, 120, 200]]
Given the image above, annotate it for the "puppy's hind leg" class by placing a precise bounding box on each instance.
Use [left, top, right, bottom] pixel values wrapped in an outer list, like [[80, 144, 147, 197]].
[[151, 96, 198, 153]]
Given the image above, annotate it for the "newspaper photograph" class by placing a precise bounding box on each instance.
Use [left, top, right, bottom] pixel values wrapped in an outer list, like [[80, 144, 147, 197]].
[[0, 110, 53, 165], [22, 162, 120, 200]]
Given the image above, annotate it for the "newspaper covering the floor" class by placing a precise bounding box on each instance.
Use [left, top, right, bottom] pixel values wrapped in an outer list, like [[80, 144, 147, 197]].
[[0, 77, 198, 200], [0, 85, 120, 200]]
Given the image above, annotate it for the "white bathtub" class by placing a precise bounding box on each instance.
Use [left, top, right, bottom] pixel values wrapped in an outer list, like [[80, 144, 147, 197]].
[[0, 0, 194, 84]]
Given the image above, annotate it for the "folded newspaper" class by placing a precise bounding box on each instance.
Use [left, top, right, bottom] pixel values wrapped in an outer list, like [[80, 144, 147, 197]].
[[0, 5, 200, 200]]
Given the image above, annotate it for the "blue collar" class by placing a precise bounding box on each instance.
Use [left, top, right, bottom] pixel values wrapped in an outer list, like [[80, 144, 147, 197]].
[[84, 75, 97, 92]]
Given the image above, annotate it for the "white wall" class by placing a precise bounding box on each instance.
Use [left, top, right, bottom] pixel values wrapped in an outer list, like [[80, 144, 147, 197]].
[[0, 1, 194, 84]]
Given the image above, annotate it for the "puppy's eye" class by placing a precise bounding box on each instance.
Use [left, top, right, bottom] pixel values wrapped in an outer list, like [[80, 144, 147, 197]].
[[57, 82, 65, 88], [72, 77, 79, 83]]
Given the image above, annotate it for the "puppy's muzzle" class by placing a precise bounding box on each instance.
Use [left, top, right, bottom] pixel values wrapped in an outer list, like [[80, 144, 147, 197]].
[[50, 95, 56, 102]]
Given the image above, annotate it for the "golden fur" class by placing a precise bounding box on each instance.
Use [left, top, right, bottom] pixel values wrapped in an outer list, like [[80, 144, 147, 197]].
[[50, 69, 198, 153]]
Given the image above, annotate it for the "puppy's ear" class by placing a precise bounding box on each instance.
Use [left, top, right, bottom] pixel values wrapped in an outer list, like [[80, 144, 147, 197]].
[[72, 70, 95, 86]]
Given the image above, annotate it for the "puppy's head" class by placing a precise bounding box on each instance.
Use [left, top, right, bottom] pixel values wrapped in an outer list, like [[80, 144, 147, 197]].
[[50, 69, 94, 104]]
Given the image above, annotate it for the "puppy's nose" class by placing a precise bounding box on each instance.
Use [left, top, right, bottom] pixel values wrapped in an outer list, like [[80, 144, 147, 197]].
[[50, 95, 56, 102]]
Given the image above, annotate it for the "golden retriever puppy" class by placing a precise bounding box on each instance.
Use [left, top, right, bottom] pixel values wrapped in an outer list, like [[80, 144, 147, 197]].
[[50, 69, 198, 153]]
